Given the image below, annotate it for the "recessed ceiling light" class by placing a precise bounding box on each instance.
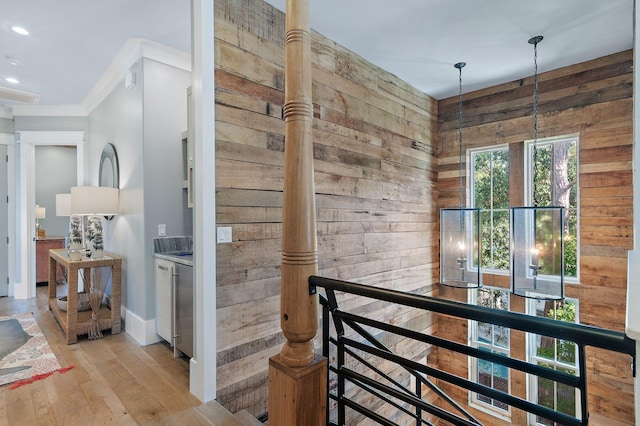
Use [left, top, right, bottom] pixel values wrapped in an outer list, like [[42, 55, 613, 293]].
[[5, 56, 23, 66], [5, 77, 20, 84], [11, 26, 29, 36]]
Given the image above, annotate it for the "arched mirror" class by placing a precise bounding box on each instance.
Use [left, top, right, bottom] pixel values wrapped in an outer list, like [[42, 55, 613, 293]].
[[99, 143, 119, 189]]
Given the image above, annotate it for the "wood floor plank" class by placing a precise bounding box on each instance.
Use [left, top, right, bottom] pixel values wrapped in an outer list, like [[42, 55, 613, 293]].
[[0, 286, 250, 426], [29, 381, 57, 426], [4, 385, 37, 425], [0, 389, 7, 426]]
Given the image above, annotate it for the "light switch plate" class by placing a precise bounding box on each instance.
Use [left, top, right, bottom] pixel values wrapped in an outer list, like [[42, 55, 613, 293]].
[[217, 226, 232, 243], [158, 224, 166, 236]]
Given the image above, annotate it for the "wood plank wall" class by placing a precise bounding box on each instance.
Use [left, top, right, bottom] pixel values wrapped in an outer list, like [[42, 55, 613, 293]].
[[435, 50, 634, 425], [214, 0, 438, 417]]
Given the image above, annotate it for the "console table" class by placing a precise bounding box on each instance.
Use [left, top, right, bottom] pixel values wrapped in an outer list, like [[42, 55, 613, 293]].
[[48, 249, 121, 344], [36, 237, 65, 283]]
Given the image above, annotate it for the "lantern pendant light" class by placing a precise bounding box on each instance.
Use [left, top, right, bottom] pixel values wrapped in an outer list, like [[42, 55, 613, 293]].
[[510, 36, 564, 300], [440, 62, 482, 289]]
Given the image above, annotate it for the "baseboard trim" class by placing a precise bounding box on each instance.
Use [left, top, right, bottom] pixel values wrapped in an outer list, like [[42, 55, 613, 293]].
[[122, 306, 162, 346]]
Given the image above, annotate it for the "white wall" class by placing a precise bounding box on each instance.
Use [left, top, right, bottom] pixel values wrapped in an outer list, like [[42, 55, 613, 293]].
[[142, 58, 192, 319], [88, 60, 146, 321], [87, 57, 191, 341]]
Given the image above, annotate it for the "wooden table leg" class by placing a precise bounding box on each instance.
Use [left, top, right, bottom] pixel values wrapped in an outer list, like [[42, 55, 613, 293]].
[[111, 263, 121, 334], [66, 265, 78, 344], [48, 255, 57, 300]]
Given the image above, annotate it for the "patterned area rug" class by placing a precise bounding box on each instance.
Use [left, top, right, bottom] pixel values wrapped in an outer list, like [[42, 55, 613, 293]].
[[0, 312, 72, 389]]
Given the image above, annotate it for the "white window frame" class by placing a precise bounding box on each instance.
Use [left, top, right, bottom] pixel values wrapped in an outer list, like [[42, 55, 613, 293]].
[[524, 134, 580, 283], [469, 145, 510, 275], [526, 298, 581, 426], [468, 287, 511, 420]]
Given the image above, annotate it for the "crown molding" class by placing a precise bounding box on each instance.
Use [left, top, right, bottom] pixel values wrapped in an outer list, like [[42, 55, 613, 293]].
[[0, 86, 40, 105], [82, 37, 191, 114], [16, 130, 85, 146], [10, 104, 88, 117]]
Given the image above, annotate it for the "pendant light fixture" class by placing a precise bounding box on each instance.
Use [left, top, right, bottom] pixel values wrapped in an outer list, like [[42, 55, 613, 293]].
[[510, 36, 564, 300], [441, 62, 482, 289]]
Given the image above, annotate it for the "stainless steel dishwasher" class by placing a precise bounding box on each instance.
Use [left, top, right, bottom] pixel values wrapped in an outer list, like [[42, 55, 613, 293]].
[[174, 261, 193, 358]]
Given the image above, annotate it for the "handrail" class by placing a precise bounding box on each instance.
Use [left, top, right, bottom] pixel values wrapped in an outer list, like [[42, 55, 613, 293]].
[[312, 275, 636, 425], [311, 276, 636, 357]]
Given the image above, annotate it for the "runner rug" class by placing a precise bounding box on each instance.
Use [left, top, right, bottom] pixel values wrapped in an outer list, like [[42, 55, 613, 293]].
[[0, 312, 73, 389]]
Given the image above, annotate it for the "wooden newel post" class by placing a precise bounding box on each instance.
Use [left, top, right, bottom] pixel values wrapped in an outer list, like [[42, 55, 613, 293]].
[[268, 0, 327, 424]]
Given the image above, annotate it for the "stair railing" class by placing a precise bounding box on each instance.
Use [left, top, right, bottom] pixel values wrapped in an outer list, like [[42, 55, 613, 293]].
[[311, 275, 636, 426]]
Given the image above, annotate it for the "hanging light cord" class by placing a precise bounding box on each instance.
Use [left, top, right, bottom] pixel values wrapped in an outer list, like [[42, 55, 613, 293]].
[[455, 62, 466, 209], [529, 36, 543, 207]]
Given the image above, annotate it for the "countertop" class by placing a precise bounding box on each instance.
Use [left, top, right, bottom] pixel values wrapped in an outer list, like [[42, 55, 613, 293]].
[[154, 252, 193, 267]]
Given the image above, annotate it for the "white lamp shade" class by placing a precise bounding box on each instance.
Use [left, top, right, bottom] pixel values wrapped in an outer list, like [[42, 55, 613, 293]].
[[55, 194, 71, 216], [71, 186, 119, 216], [35, 205, 46, 219]]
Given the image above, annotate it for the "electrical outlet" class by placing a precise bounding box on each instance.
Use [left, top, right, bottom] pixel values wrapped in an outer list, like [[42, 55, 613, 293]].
[[217, 227, 232, 243], [158, 224, 166, 236]]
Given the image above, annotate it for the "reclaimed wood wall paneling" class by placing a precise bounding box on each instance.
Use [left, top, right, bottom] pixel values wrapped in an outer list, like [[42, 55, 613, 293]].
[[435, 50, 634, 425]]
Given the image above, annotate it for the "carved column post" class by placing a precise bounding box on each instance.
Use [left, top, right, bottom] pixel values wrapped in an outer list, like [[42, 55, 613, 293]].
[[279, 0, 318, 368], [268, 0, 327, 424]]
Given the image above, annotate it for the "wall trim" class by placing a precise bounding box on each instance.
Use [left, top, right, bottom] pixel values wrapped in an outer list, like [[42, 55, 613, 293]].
[[17, 130, 85, 146], [10, 104, 88, 117], [123, 305, 162, 346]]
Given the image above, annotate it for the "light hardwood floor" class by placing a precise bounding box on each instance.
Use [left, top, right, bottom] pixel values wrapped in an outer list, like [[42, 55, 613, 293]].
[[0, 285, 215, 425]]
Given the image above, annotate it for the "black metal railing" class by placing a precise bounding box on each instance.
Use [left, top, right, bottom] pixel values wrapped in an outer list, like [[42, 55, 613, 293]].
[[310, 275, 636, 426]]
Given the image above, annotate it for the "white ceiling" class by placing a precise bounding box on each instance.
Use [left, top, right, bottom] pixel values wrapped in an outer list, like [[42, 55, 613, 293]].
[[0, 0, 633, 107]]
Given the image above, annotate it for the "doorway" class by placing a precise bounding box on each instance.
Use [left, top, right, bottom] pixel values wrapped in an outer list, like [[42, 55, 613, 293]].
[[15, 130, 84, 300]]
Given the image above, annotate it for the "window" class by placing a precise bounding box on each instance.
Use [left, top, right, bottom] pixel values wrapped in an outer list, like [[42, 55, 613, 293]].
[[471, 147, 510, 271], [470, 287, 510, 415], [527, 299, 580, 425], [527, 136, 579, 278]]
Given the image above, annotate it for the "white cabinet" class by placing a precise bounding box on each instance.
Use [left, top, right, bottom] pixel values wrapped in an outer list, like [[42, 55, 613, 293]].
[[155, 258, 174, 344]]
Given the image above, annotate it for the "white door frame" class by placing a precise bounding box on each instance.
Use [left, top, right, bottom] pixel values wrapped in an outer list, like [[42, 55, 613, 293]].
[[14, 130, 85, 299], [190, 0, 216, 403], [0, 133, 15, 297]]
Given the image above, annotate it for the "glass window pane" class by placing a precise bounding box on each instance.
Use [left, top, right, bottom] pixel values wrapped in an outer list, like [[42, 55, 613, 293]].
[[477, 323, 492, 344], [492, 362, 509, 410], [556, 339, 576, 365], [480, 211, 492, 269], [529, 138, 579, 282], [529, 298, 579, 424], [477, 289, 493, 308], [557, 368, 577, 416], [536, 336, 555, 360], [494, 325, 509, 349], [537, 375, 555, 410], [472, 288, 511, 413], [492, 210, 510, 270], [492, 150, 510, 209], [471, 147, 509, 271], [474, 152, 492, 209]]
